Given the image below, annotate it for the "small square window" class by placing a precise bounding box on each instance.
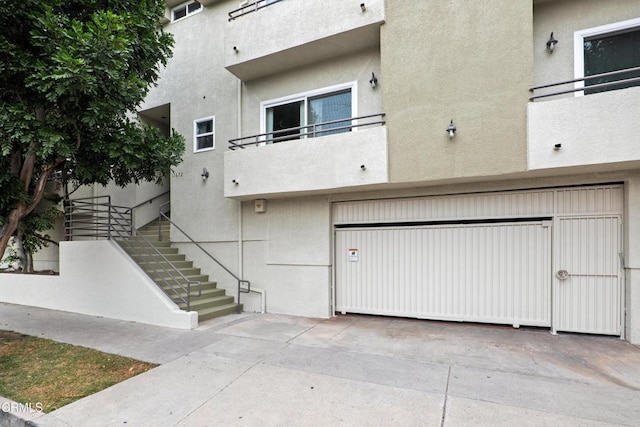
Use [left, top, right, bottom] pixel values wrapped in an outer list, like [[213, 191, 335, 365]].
[[194, 116, 215, 152], [172, 1, 202, 22]]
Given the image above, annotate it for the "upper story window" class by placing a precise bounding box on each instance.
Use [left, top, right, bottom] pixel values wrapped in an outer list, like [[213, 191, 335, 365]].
[[172, 1, 203, 23], [194, 116, 215, 152], [575, 18, 640, 95], [262, 83, 356, 143]]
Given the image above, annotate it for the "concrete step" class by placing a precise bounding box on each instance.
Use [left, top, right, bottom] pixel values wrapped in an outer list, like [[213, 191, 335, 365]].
[[179, 295, 235, 312], [138, 260, 193, 270], [131, 253, 185, 262], [148, 268, 202, 280], [148, 274, 202, 288], [162, 286, 224, 301], [196, 303, 243, 321], [125, 215, 241, 324], [137, 228, 170, 237], [118, 237, 172, 248], [123, 246, 179, 256], [160, 280, 218, 292]]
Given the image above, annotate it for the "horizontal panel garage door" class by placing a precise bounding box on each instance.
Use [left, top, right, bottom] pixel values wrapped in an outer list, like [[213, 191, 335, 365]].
[[335, 222, 551, 327]]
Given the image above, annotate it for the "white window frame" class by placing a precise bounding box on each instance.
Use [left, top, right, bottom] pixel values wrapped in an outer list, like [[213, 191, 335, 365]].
[[171, 0, 203, 23], [193, 116, 215, 153], [574, 17, 640, 96], [259, 81, 358, 140]]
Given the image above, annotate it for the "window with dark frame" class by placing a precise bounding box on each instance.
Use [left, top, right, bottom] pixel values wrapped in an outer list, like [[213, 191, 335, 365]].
[[265, 89, 353, 143], [172, 1, 202, 22], [584, 28, 640, 94]]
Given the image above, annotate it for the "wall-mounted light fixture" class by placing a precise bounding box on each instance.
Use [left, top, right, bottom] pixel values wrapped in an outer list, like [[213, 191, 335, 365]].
[[360, 164, 366, 171], [446, 120, 457, 139], [554, 143, 562, 151], [201, 167, 209, 181], [233, 46, 239, 53], [369, 72, 378, 89], [360, 3, 366, 12], [546, 32, 558, 53]]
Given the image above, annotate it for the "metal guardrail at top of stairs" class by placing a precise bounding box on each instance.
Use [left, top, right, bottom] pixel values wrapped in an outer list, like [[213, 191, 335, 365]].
[[158, 201, 250, 312], [64, 195, 201, 311]]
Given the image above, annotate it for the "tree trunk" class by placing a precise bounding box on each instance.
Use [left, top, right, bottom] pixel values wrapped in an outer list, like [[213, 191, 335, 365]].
[[0, 208, 23, 262], [13, 230, 32, 273], [0, 161, 60, 258], [26, 250, 34, 273]]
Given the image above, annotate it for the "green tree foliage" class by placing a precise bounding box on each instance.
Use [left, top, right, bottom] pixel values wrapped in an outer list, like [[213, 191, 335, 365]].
[[0, 0, 184, 258]]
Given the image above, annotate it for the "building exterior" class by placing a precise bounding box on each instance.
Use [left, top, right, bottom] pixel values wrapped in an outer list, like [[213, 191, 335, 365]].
[[134, 0, 640, 343]]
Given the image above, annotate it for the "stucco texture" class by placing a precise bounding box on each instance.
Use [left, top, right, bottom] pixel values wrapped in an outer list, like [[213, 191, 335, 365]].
[[381, 0, 533, 183]]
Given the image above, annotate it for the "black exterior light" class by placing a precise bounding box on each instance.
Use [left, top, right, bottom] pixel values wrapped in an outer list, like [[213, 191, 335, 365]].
[[546, 32, 558, 52], [446, 120, 457, 139], [369, 72, 378, 89]]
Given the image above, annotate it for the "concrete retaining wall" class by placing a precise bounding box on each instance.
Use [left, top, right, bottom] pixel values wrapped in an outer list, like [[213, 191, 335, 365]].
[[0, 241, 196, 329]]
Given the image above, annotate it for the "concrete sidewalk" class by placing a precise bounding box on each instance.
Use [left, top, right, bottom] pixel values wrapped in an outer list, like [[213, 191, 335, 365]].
[[1, 302, 639, 426]]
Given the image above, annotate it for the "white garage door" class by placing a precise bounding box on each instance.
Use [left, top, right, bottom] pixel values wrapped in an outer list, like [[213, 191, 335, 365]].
[[333, 185, 624, 335], [336, 221, 552, 327]]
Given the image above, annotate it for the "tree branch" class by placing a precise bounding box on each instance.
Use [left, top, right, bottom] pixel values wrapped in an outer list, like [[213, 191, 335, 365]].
[[32, 232, 60, 247]]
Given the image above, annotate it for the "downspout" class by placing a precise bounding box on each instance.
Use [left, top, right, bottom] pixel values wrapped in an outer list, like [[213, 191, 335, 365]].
[[237, 78, 266, 313]]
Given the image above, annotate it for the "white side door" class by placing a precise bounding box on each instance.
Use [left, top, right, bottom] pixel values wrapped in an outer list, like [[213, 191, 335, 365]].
[[553, 216, 623, 335]]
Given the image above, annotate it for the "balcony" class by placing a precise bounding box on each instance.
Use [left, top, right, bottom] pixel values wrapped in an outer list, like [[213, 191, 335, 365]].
[[224, 114, 388, 199], [224, 0, 385, 81], [528, 69, 640, 171]]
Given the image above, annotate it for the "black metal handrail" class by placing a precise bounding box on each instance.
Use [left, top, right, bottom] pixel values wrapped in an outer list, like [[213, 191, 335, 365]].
[[228, 0, 282, 21], [130, 190, 170, 210], [530, 66, 640, 101], [228, 113, 386, 150], [158, 201, 250, 313], [64, 195, 201, 311]]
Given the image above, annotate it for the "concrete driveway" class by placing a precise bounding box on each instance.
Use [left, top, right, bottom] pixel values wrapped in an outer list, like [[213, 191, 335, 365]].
[[1, 302, 639, 426]]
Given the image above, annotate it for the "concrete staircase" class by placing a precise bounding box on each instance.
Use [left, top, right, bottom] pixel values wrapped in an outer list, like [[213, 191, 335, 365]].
[[118, 220, 242, 322]]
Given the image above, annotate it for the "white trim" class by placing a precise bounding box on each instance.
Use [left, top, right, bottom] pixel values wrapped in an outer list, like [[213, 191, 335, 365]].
[[574, 17, 640, 95], [260, 81, 358, 135], [171, 0, 203, 23], [193, 115, 215, 153]]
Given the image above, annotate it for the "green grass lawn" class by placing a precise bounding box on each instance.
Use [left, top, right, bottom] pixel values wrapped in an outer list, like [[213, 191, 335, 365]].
[[0, 331, 157, 413]]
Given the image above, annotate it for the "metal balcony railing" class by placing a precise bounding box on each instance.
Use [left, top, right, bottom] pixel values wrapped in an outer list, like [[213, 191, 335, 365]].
[[228, 0, 283, 21], [228, 113, 386, 150], [530, 66, 640, 101]]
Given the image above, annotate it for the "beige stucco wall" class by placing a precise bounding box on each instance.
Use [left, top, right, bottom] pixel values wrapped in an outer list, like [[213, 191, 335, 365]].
[[382, 0, 533, 183]]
